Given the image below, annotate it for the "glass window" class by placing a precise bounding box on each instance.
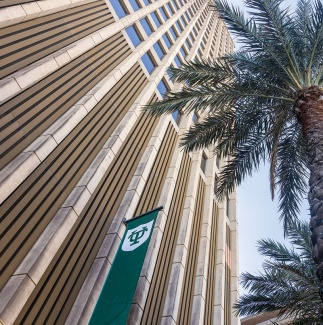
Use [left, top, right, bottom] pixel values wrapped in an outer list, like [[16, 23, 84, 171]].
[[159, 7, 168, 21], [129, 0, 140, 11], [140, 17, 153, 35], [166, 65, 173, 79], [126, 25, 142, 47], [180, 47, 187, 58], [151, 11, 161, 27], [171, 0, 179, 10], [157, 79, 168, 97], [172, 110, 181, 125], [193, 27, 198, 36], [192, 112, 199, 123], [214, 175, 219, 193], [153, 42, 165, 59], [189, 32, 194, 42], [174, 55, 182, 67], [169, 26, 178, 40], [185, 39, 191, 49], [184, 11, 190, 21], [178, 0, 184, 6], [175, 21, 183, 33], [166, 3, 175, 15], [180, 16, 187, 27], [201, 153, 207, 174], [216, 156, 220, 169], [143, 0, 150, 4], [162, 33, 172, 48], [110, 0, 128, 18], [141, 52, 156, 74]]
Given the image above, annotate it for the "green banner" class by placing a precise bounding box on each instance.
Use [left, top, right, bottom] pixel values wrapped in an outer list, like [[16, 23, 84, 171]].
[[89, 207, 161, 325]]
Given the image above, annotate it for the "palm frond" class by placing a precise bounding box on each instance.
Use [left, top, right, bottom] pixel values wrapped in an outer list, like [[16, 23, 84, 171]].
[[235, 220, 321, 323]]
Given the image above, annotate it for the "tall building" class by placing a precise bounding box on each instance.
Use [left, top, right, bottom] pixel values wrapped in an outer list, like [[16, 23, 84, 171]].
[[0, 0, 238, 324]]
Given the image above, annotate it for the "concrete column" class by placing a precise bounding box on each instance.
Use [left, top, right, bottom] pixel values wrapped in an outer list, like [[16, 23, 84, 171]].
[[190, 149, 217, 325], [229, 191, 240, 325], [213, 201, 226, 324]]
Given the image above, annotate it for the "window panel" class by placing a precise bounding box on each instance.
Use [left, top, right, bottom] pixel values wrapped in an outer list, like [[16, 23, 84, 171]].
[[216, 157, 221, 169], [180, 16, 187, 27], [129, 0, 140, 11], [180, 47, 187, 58], [214, 175, 219, 194], [125, 25, 142, 47], [141, 52, 156, 74], [201, 153, 207, 174], [153, 42, 165, 59], [166, 65, 174, 79], [174, 55, 182, 67], [166, 3, 175, 15], [140, 17, 153, 35], [151, 11, 162, 27], [110, 0, 128, 18], [143, 0, 150, 4], [171, 0, 180, 10], [157, 79, 168, 96], [159, 7, 169, 21], [172, 110, 181, 125], [175, 21, 183, 33], [169, 26, 178, 40], [192, 112, 199, 123], [162, 33, 172, 48], [185, 39, 191, 49]]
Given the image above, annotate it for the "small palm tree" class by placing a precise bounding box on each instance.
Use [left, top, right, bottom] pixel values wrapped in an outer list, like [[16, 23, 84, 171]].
[[235, 220, 321, 324], [145, 0, 323, 308]]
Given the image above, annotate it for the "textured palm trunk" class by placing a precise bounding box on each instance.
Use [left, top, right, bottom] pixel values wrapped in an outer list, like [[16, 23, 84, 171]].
[[296, 86, 323, 310]]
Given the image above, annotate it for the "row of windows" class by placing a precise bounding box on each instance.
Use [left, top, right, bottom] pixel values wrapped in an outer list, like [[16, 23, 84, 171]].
[[150, 7, 209, 95], [110, 0, 195, 19], [125, 0, 201, 50], [116, 0, 210, 64], [137, 4, 207, 73]]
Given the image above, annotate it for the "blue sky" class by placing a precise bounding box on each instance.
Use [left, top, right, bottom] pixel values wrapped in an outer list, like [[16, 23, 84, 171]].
[[224, 0, 310, 292]]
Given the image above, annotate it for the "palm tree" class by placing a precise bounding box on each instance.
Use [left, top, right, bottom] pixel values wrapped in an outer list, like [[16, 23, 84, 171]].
[[145, 0, 323, 308], [235, 220, 321, 324]]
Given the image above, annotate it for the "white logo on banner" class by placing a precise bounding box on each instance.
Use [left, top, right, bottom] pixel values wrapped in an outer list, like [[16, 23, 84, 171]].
[[121, 220, 154, 251]]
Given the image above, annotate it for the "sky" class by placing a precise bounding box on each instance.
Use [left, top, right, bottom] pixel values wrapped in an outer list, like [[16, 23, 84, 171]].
[[223, 0, 310, 294]]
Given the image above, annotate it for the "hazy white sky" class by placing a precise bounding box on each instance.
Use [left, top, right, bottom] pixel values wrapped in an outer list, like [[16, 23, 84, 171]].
[[223, 0, 310, 293]]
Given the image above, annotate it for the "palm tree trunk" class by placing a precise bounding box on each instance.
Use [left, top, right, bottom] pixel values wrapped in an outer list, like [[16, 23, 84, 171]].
[[296, 86, 323, 309]]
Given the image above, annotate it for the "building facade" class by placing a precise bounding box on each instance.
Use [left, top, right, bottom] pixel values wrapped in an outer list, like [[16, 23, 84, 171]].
[[0, 0, 238, 324]]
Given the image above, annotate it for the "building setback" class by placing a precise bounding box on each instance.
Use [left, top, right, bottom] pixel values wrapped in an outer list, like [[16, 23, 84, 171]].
[[0, 0, 239, 324]]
